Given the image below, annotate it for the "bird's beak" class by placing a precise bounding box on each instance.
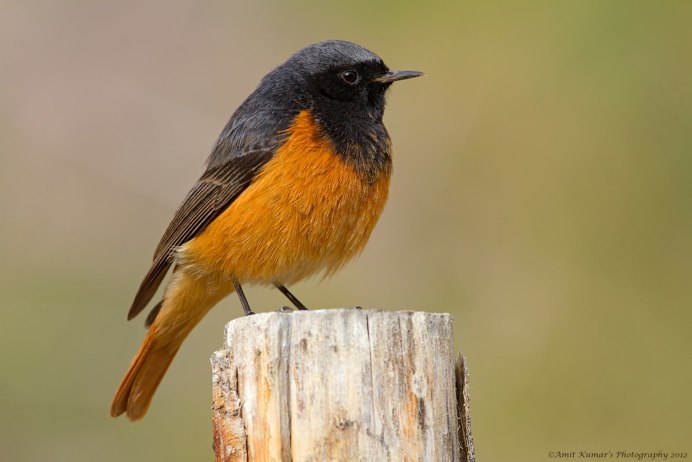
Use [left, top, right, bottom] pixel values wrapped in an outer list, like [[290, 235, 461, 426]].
[[372, 70, 424, 83]]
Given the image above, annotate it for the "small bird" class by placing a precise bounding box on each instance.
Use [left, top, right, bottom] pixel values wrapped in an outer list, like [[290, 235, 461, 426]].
[[111, 40, 422, 420]]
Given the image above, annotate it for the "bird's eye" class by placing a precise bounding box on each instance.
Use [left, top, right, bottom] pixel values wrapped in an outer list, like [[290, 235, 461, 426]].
[[339, 70, 360, 85]]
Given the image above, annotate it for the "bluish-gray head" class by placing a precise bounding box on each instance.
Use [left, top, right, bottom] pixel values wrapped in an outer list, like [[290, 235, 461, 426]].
[[266, 40, 422, 110]]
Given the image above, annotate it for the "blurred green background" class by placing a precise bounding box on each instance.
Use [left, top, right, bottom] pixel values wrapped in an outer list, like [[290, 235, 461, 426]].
[[1, 1, 690, 460]]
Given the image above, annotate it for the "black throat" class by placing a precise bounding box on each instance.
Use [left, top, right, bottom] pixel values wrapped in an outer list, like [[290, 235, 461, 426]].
[[311, 97, 393, 182]]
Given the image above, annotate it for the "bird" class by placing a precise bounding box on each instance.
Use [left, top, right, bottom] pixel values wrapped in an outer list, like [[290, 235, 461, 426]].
[[111, 40, 422, 420]]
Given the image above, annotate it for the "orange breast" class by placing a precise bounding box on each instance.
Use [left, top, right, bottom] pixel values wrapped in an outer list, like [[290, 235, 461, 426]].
[[181, 110, 391, 286]]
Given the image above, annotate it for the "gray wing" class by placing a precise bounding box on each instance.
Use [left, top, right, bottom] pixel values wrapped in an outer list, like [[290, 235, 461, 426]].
[[127, 146, 275, 321]]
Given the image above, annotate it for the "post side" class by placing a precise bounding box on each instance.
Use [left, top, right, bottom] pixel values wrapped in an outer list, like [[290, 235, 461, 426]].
[[211, 309, 474, 461]]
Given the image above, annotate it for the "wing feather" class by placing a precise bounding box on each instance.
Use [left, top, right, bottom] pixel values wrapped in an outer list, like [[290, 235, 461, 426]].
[[127, 147, 276, 320]]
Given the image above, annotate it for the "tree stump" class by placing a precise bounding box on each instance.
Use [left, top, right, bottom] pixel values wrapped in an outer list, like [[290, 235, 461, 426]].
[[211, 309, 474, 461]]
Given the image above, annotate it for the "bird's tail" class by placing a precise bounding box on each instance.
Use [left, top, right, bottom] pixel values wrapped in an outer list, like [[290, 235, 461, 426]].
[[111, 272, 231, 420]]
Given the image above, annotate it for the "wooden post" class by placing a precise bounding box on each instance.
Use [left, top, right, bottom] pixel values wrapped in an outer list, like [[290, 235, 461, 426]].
[[211, 309, 475, 461]]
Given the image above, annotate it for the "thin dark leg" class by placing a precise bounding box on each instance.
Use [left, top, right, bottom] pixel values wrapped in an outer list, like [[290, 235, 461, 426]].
[[275, 284, 309, 311], [233, 279, 254, 316]]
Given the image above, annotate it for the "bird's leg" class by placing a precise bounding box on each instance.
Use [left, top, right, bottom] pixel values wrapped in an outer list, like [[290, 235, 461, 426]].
[[275, 284, 309, 311], [233, 279, 255, 316]]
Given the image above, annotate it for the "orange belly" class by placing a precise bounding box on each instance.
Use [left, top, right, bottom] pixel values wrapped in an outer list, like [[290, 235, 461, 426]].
[[180, 110, 391, 286]]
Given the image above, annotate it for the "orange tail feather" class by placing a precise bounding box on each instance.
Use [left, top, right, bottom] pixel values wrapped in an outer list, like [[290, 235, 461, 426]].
[[111, 271, 231, 420], [110, 325, 182, 420]]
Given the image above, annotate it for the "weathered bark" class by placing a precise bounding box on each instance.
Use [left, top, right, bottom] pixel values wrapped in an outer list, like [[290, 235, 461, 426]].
[[211, 309, 474, 461]]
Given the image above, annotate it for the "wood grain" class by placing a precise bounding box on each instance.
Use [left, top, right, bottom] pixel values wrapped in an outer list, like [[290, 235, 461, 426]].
[[211, 309, 473, 461]]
